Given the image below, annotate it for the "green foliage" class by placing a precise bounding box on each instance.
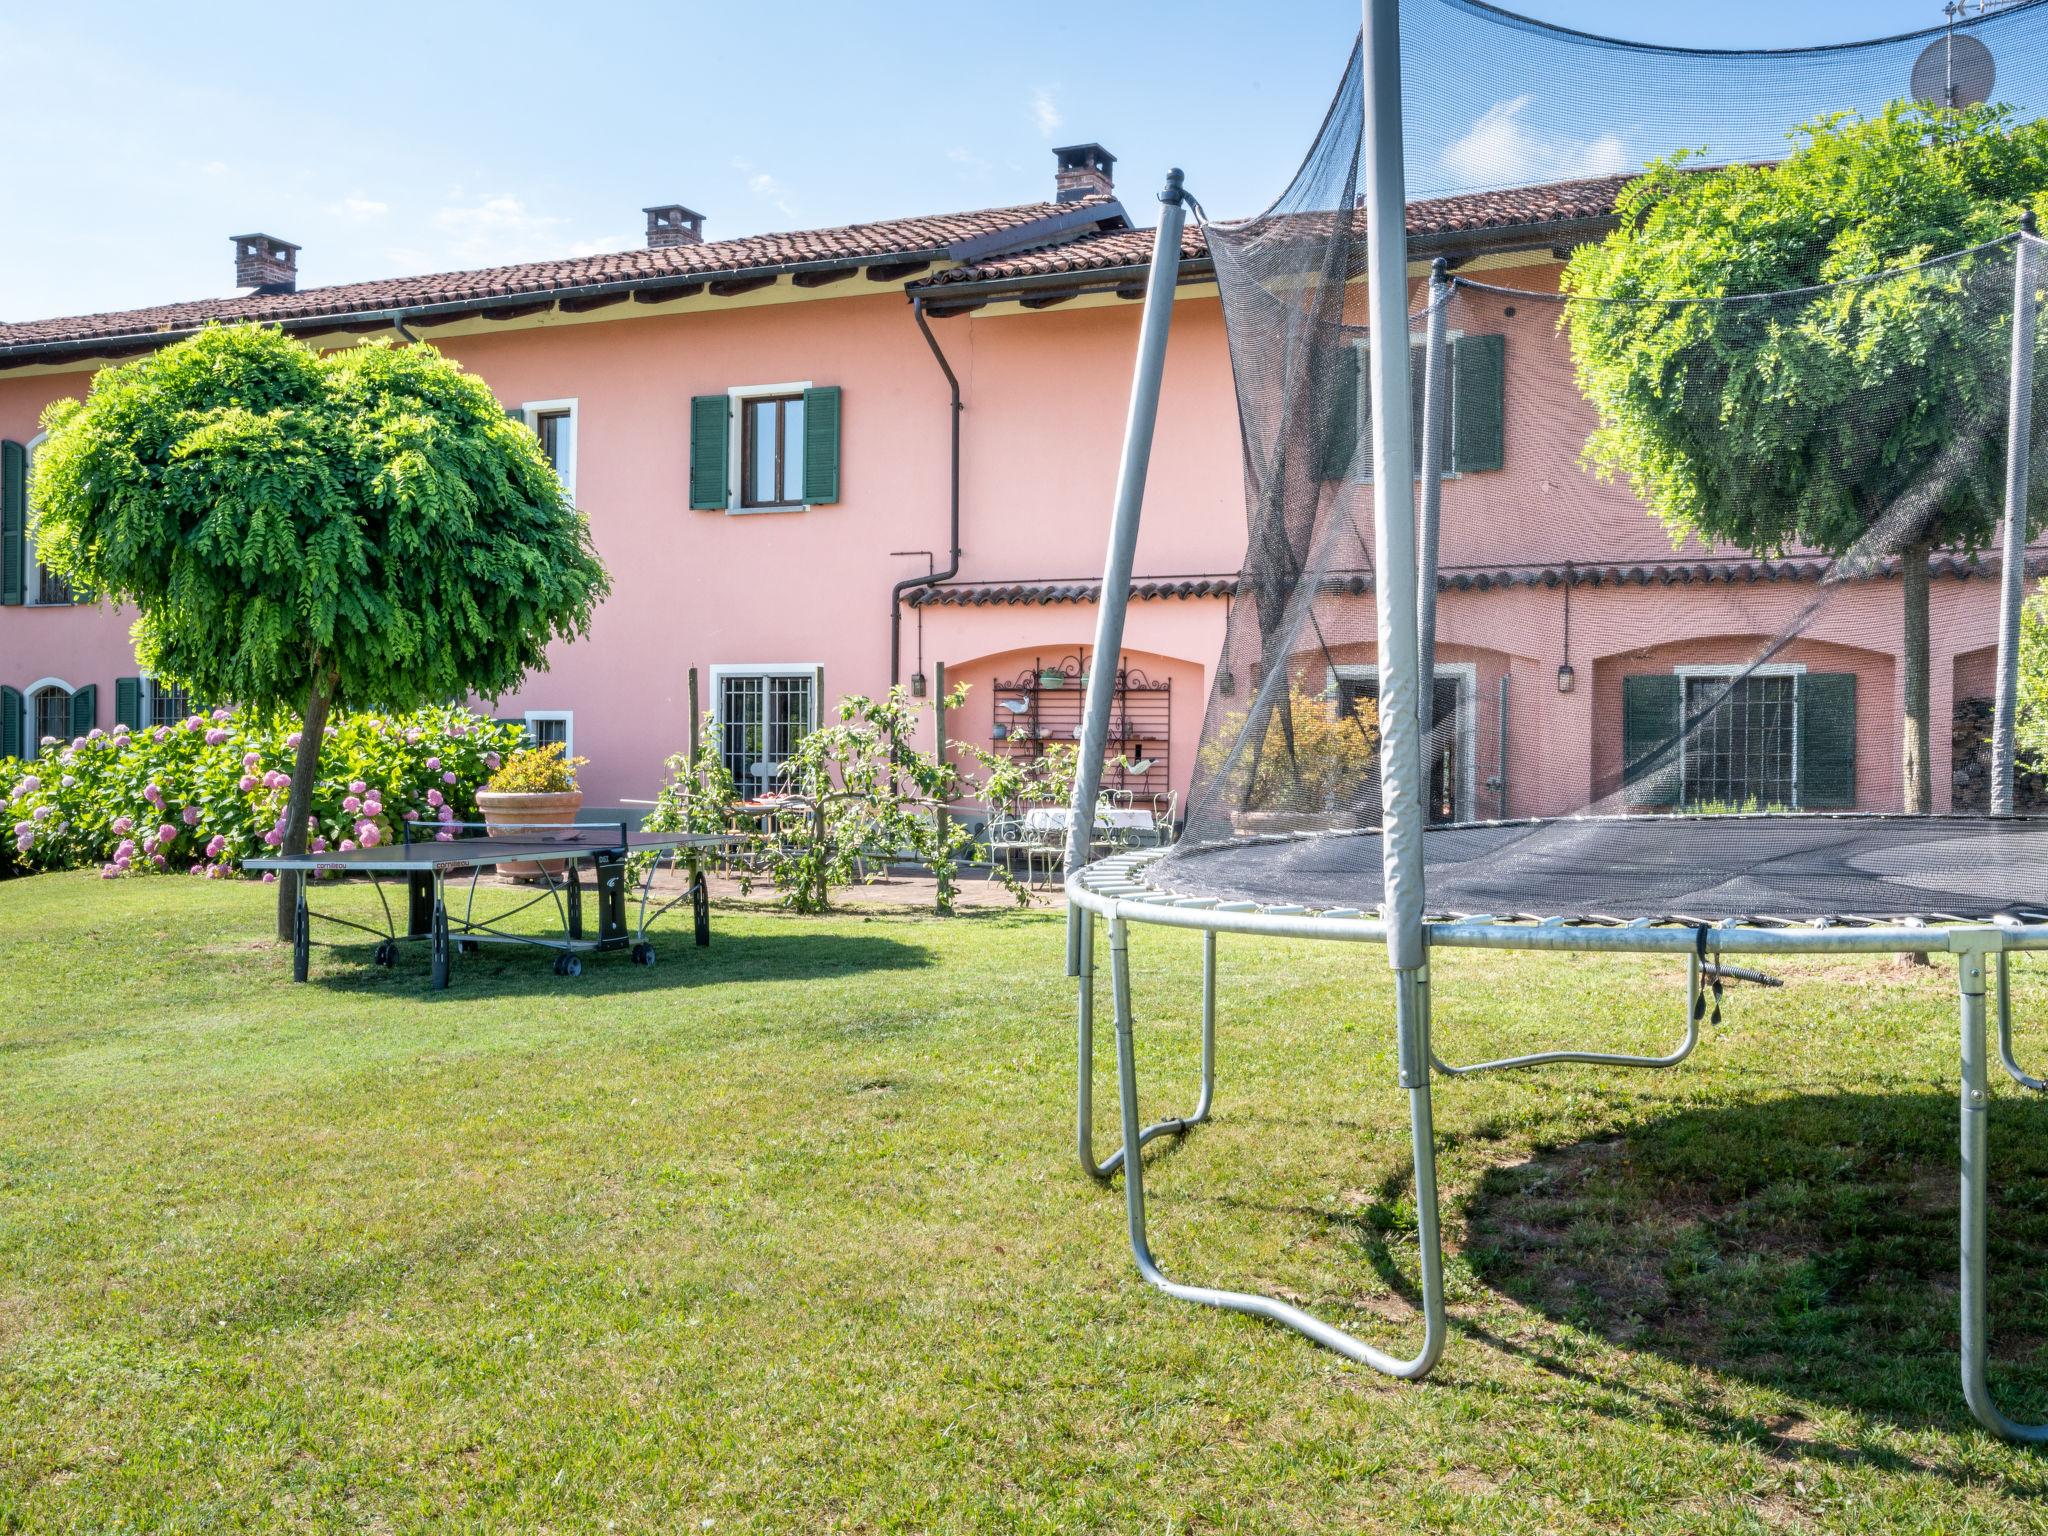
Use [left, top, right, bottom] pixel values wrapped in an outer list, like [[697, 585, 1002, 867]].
[[485, 742, 585, 794], [639, 717, 740, 884], [4, 707, 522, 879], [645, 688, 1030, 915], [28, 324, 610, 715], [1197, 682, 1380, 815], [1563, 102, 2048, 561], [2014, 581, 2048, 762]]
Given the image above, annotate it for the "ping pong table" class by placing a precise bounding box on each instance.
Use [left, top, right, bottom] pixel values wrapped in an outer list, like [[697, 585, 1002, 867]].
[[246, 821, 741, 989]]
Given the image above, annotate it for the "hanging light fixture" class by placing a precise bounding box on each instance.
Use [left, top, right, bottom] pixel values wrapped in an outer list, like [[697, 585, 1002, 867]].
[[1556, 565, 1576, 694]]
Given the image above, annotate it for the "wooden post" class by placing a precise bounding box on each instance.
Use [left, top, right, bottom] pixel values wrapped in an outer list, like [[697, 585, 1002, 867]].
[[687, 666, 700, 763]]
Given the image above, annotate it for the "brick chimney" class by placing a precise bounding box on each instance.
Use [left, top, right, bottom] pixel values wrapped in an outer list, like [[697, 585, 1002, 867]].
[[645, 204, 706, 249], [1052, 143, 1116, 204], [231, 234, 299, 294]]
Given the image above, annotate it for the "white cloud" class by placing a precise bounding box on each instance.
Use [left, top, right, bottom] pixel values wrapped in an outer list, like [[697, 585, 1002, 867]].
[[1441, 95, 1627, 188], [568, 233, 636, 257], [731, 157, 797, 219], [1030, 86, 1062, 140], [429, 192, 568, 266], [333, 193, 389, 221]]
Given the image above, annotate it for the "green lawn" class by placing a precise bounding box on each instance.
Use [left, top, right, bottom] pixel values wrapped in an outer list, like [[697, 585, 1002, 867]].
[[2, 872, 2047, 1532]]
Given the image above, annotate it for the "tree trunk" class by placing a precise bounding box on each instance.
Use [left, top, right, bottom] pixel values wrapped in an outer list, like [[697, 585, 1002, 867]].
[[274, 671, 334, 941], [1902, 538, 1933, 816]]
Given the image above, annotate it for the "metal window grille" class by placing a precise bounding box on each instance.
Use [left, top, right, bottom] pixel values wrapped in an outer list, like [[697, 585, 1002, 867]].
[[530, 717, 570, 752], [31, 562, 71, 605], [1682, 674, 1798, 810], [147, 680, 190, 729], [720, 673, 816, 797], [1336, 675, 1464, 822], [33, 688, 69, 752]]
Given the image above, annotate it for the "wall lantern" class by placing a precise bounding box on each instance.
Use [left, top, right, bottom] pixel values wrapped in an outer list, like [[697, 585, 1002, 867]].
[[1556, 662, 1575, 695], [910, 672, 928, 698], [1556, 564, 1576, 694]]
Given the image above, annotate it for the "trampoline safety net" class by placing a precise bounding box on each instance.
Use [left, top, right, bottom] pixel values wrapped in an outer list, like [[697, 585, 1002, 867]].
[[1151, 0, 2048, 923]]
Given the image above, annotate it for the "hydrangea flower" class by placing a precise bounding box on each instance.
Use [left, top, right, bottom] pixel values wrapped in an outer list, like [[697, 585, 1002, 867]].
[[484, 752, 501, 770], [263, 829, 283, 847], [339, 838, 357, 852], [239, 775, 258, 793], [12, 822, 29, 837], [426, 788, 444, 808], [438, 804, 456, 823], [363, 797, 381, 816], [143, 783, 163, 804], [181, 806, 201, 826], [204, 729, 230, 746], [115, 839, 136, 861], [404, 808, 420, 821], [343, 795, 362, 813], [212, 708, 232, 722], [286, 731, 302, 750], [435, 830, 454, 842], [442, 770, 457, 784], [260, 871, 276, 883], [157, 823, 178, 844], [151, 854, 166, 870], [243, 751, 261, 770], [349, 780, 367, 795], [205, 835, 227, 857], [425, 756, 441, 771], [61, 775, 75, 788], [21, 776, 39, 793], [112, 816, 133, 835], [32, 806, 50, 823], [360, 825, 382, 848]]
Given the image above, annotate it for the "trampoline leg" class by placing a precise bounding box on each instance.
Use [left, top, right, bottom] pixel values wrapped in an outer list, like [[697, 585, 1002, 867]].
[[1957, 941, 2048, 1443], [1431, 952, 1703, 1077], [1104, 912, 1445, 1378], [1994, 951, 2047, 1093], [1079, 913, 1216, 1181], [1949, 946, 2048, 1449]]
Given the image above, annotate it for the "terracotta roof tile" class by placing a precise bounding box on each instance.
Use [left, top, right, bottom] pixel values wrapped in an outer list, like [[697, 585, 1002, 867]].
[[0, 197, 1125, 358], [915, 172, 1643, 290]]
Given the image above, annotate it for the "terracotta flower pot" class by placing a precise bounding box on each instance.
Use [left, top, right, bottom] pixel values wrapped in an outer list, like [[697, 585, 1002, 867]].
[[475, 788, 585, 876]]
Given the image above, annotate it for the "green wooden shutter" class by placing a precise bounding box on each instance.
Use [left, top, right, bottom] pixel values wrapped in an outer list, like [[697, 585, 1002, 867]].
[[1, 440, 24, 607], [505, 403, 527, 425], [0, 686, 20, 761], [115, 677, 143, 730], [69, 685, 96, 739], [1409, 340, 1429, 470], [1451, 333, 1506, 473], [1621, 674, 1683, 807], [801, 386, 841, 505], [689, 395, 730, 510], [1319, 340, 1362, 481], [1798, 672, 1857, 809]]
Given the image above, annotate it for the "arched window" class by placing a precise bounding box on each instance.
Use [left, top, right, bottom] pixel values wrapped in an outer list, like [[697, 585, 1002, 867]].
[[22, 678, 75, 760], [23, 435, 72, 607]]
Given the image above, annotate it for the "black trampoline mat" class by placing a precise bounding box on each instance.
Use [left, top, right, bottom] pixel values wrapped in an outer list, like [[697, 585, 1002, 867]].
[[1143, 816, 2048, 922]]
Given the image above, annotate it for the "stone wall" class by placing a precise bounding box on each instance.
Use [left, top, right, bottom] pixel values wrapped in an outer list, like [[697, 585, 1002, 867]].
[[1951, 696, 2048, 811]]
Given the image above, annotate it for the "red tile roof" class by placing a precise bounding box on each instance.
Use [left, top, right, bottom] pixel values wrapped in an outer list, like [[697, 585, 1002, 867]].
[[906, 550, 2045, 606], [914, 172, 1643, 291], [0, 197, 1126, 361]]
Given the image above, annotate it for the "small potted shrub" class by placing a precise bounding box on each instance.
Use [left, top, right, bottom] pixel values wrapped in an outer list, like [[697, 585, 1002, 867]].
[[477, 742, 588, 875]]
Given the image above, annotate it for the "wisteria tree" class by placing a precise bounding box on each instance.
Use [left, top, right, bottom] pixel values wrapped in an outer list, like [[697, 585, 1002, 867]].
[[29, 324, 609, 935]]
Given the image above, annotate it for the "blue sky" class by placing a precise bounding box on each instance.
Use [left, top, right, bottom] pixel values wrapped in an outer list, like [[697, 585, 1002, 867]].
[[0, 2, 1988, 321]]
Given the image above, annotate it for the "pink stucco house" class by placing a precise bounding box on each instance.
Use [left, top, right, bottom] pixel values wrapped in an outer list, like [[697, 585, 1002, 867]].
[[0, 151, 2028, 821]]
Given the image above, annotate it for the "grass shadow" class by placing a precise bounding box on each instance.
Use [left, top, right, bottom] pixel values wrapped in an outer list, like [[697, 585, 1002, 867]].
[[299, 927, 933, 998], [1460, 1090, 2048, 1442]]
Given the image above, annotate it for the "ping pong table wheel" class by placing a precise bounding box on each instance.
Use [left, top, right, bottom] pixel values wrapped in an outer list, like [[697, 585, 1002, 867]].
[[457, 939, 480, 955], [373, 941, 397, 968], [553, 953, 582, 978], [632, 943, 655, 966]]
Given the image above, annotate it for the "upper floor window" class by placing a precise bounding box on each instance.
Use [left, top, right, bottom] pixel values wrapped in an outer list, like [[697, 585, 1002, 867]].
[[741, 394, 806, 509], [513, 400, 576, 497], [2, 436, 81, 607], [689, 385, 841, 514], [1319, 332, 1505, 482]]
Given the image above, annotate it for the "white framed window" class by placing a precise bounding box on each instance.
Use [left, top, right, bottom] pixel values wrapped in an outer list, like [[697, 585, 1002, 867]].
[[728, 382, 811, 514], [712, 665, 821, 797], [22, 435, 73, 607], [23, 676, 74, 759], [513, 399, 577, 496], [1327, 661, 1477, 824], [1673, 663, 1806, 810], [524, 711, 573, 757], [140, 675, 193, 730], [1338, 332, 1464, 485]]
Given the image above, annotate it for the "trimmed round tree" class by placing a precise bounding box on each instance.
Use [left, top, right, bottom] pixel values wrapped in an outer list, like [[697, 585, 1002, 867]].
[[29, 323, 610, 934], [1563, 102, 2048, 813]]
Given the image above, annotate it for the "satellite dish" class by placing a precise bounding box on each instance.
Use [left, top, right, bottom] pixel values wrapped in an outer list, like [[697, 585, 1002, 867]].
[[1912, 31, 1996, 108]]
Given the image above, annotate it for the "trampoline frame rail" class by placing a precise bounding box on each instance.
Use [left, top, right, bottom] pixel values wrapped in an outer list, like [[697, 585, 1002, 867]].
[[1071, 849, 2048, 1445]]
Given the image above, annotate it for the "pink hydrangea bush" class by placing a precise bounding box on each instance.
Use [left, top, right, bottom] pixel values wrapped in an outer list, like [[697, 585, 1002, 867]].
[[2, 705, 525, 879]]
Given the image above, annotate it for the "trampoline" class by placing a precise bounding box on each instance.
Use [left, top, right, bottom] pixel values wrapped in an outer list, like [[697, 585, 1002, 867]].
[[1053, 0, 2048, 1443]]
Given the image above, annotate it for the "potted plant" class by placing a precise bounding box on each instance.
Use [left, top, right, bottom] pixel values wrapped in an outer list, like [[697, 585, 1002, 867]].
[[1038, 667, 1067, 689], [477, 742, 588, 875]]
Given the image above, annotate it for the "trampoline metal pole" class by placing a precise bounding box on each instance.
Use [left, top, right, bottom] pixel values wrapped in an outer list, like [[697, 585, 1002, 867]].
[[1065, 169, 1190, 977], [1416, 258, 1451, 738], [1994, 216, 2038, 818], [1362, 0, 1428, 974]]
